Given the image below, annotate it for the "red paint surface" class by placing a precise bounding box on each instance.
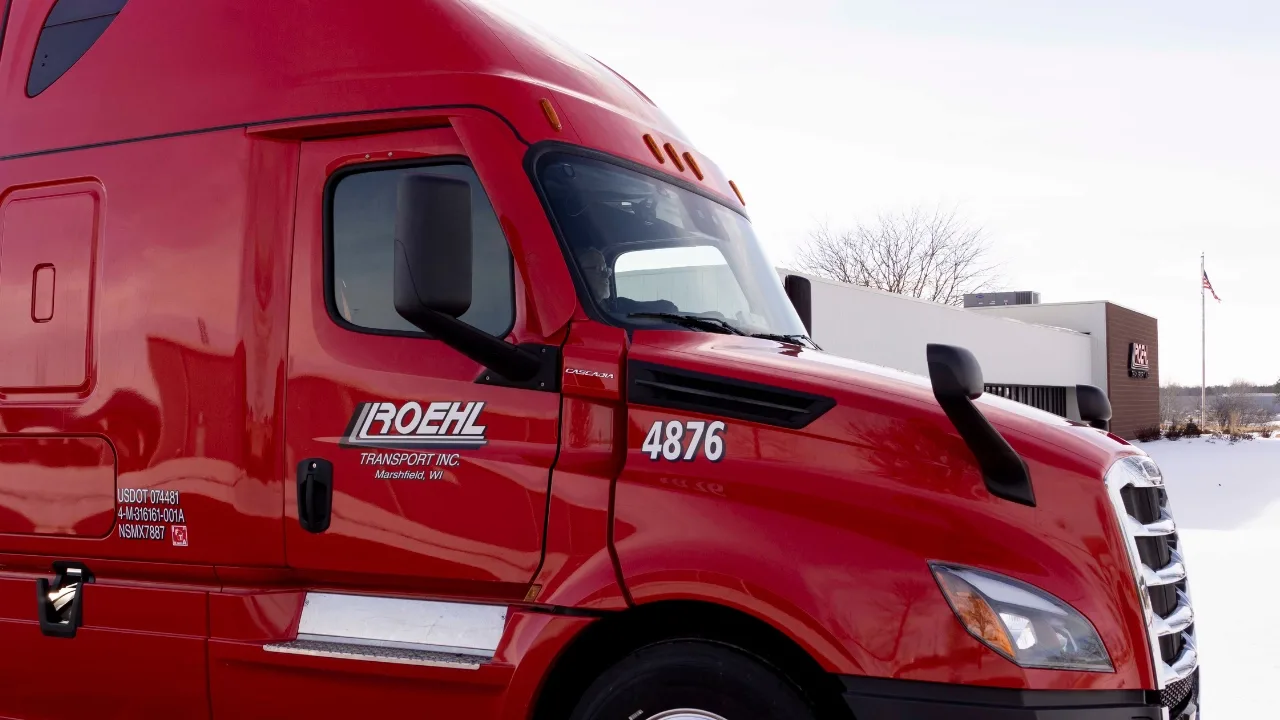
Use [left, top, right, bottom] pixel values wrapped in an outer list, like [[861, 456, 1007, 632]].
[[614, 333, 1153, 689], [0, 574, 209, 719], [0, 435, 115, 536], [533, 321, 629, 609], [282, 128, 560, 592], [0, 184, 100, 393], [0, 0, 1161, 716]]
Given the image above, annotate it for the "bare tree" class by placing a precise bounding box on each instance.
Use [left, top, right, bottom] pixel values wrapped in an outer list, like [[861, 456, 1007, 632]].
[[1160, 383, 1183, 427], [796, 205, 1000, 306], [1212, 379, 1269, 433]]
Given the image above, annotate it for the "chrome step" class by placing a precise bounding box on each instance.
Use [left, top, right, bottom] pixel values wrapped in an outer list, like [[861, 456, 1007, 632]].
[[264, 639, 488, 669]]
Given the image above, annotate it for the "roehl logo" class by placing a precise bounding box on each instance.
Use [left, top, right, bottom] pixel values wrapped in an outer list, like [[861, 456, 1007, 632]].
[[1129, 343, 1149, 370], [1128, 343, 1150, 378], [342, 401, 487, 449]]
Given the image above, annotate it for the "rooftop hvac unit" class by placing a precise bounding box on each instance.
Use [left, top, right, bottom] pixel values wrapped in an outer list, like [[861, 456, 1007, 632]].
[[963, 291, 1041, 308]]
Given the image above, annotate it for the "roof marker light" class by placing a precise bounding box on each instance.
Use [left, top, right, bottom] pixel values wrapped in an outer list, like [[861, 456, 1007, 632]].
[[682, 152, 704, 180], [729, 180, 745, 206], [643, 134, 666, 164], [664, 143, 685, 171], [540, 99, 562, 132]]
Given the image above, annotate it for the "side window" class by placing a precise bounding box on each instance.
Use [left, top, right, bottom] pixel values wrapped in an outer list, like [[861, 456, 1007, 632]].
[[27, 0, 128, 97], [329, 163, 514, 337]]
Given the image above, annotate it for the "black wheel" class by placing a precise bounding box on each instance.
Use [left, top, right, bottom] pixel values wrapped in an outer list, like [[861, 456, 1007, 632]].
[[569, 641, 818, 720]]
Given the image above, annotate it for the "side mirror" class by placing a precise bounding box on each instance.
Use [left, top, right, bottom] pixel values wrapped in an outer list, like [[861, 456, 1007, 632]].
[[1075, 384, 1112, 430], [926, 343, 984, 400], [926, 343, 1035, 507], [783, 274, 813, 335], [394, 174, 473, 320], [393, 175, 541, 382]]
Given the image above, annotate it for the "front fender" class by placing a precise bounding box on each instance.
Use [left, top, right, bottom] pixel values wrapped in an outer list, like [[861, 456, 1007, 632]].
[[614, 404, 1148, 690]]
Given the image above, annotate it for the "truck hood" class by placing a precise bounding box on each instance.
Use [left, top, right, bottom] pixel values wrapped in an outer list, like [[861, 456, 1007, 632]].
[[629, 332, 1136, 472]]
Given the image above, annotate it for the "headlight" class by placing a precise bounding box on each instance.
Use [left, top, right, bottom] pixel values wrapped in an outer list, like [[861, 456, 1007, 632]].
[[931, 563, 1113, 672]]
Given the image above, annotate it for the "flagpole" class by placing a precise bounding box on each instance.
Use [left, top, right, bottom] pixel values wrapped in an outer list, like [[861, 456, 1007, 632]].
[[1201, 252, 1206, 428]]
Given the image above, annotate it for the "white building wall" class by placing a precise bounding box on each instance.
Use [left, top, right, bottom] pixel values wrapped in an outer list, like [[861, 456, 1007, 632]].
[[613, 265, 1097, 419], [616, 265, 746, 317], [778, 270, 1094, 399], [967, 303, 1109, 392]]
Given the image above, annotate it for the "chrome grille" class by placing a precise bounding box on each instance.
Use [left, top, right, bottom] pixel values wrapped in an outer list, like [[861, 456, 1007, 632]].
[[1104, 455, 1198, 695]]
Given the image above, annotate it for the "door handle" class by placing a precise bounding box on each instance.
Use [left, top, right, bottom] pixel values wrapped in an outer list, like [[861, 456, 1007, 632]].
[[35, 562, 94, 639], [297, 458, 334, 533]]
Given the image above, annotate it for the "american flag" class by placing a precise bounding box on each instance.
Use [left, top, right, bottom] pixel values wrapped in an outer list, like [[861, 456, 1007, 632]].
[[1202, 270, 1221, 302]]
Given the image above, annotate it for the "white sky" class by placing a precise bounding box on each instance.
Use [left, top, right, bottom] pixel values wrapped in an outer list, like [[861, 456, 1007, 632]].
[[491, 0, 1280, 386]]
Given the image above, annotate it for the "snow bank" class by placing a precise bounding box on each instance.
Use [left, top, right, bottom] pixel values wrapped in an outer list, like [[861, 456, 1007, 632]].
[[1140, 436, 1280, 717]]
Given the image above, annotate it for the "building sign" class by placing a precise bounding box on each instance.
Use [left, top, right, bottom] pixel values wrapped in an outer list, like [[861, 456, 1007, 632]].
[[1128, 343, 1150, 379]]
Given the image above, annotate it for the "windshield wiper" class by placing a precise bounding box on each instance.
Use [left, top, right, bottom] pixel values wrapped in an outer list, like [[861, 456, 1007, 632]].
[[749, 332, 819, 349], [626, 312, 747, 336]]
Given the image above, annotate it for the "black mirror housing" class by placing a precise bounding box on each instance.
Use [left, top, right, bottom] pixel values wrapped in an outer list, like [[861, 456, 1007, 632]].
[[391, 173, 542, 383], [1075, 384, 1112, 430], [926, 343, 1035, 507], [394, 174, 473, 320], [926, 343, 984, 400], [784, 274, 813, 335]]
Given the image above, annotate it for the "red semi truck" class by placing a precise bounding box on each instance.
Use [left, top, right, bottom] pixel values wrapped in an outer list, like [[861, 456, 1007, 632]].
[[0, 1, 1199, 718]]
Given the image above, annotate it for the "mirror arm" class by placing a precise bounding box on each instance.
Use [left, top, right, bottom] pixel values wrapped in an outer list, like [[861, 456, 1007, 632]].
[[398, 306, 542, 382]]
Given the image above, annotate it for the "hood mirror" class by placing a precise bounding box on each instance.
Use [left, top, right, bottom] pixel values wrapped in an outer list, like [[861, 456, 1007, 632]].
[[784, 274, 813, 335], [927, 343, 1035, 507], [1075, 384, 1112, 430]]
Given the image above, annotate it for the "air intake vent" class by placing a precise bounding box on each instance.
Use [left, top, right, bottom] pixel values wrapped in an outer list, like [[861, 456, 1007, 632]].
[[628, 361, 835, 429]]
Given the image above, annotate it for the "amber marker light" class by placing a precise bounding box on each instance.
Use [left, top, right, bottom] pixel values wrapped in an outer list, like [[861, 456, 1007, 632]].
[[728, 180, 745, 206], [663, 143, 685, 171], [682, 152, 704, 180], [642, 134, 665, 163], [540, 99, 562, 132], [933, 565, 1017, 659]]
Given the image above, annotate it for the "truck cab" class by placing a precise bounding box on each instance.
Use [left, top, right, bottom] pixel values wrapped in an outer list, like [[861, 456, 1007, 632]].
[[0, 1, 1198, 719]]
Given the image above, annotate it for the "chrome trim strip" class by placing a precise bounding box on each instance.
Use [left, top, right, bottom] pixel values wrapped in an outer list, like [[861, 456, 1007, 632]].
[[264, 639, 484, 669], [296, 593, 507, 658], [1127, 510, 1176, 537], [1141, 551, 1187, 587], [1158, 634, 1198, 686], [1153, 592, 1194, 637], [294, 632, 494, 658]]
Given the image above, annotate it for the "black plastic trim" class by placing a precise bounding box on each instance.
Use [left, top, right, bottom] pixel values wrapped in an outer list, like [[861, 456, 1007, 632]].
[[475, 343, 560, 393], [296, 458, 334, 534], [47, 0, 126, 26], [322, 157, 516, 342], [0, 104, 530, 162], [841, 675, 1162, 720], [522, 604, 613, 619], [35, 561, 95, 639], [628, 360, 835, 429]]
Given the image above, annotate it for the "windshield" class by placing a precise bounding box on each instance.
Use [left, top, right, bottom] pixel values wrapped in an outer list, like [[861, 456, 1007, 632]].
[[538, 152, 809, 340]]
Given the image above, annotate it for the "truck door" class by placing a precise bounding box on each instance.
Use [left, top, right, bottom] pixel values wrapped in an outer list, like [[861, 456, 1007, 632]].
[[282, 128, 558, 597]]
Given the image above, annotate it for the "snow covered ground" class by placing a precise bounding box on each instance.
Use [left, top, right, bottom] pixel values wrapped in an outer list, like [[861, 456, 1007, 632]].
[[1140, 436, 1280, 717]]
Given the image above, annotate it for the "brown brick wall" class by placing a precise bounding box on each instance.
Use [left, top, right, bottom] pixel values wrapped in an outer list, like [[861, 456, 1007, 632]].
[[1105, 303, 1159, 439]]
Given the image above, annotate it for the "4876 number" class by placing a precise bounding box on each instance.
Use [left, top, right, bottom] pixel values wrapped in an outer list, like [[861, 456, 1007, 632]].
[[642, 420, 726, 462]]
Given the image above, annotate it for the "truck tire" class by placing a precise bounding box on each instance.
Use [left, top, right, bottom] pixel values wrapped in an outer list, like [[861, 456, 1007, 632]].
[[568, 641, 818, 720]]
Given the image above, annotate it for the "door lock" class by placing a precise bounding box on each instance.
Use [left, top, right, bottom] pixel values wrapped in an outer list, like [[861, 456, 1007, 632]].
[[35, 562, 94, 639]]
